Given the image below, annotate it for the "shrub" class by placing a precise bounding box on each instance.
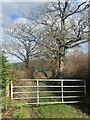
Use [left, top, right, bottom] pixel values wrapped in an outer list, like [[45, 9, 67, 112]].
[[10, 69, 27, 79], [63, 49, 88, 80]]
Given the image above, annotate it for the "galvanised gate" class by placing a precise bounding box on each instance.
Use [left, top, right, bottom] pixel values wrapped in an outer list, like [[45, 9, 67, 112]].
[[10, 79, 86, 105]]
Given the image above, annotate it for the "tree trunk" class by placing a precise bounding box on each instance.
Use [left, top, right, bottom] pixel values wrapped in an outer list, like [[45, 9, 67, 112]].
[[58, 55, 62, 78], [57, 20, 65, 78], [25, 59, 34, 79], [25, 58, 29, 78]]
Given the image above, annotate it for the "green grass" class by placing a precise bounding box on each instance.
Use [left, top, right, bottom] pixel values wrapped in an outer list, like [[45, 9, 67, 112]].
[[12, 103, 89, 118]]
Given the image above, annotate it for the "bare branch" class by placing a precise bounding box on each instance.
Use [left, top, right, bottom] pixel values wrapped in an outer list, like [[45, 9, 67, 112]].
[[69, 40, 89, 48], [64, 2, 90, 20]]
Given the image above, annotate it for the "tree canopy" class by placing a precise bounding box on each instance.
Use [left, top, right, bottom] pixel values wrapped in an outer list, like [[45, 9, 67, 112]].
[[2, 1, 90, 78]]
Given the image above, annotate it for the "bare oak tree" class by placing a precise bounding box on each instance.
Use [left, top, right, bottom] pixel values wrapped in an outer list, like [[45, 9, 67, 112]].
[[2, 21, 40, 78], [35, 1, 90, 77]]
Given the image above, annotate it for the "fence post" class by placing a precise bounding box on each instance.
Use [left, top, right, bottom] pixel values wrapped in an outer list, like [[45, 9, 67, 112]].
[[37, 80, 39, 105], [11, 81, 13, 100], [84, 80, 86, 94], [61, 80, 64, 103]]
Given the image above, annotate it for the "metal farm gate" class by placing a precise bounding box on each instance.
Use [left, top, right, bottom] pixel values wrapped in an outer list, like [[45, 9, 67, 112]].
[[10, 79, 86, 105]]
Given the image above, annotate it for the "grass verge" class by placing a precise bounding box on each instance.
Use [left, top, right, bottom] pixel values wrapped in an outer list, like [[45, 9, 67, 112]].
[[11, 103, 89, 118]]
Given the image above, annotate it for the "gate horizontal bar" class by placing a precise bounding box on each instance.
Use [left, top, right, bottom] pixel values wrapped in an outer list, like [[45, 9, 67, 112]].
[[13, 90, 84, 94], [24, 101, 79, 105], [13, 86, 62, 88], [13, 96, 82, 100], [13, 85, 85, 88], [16, 79, 84, 81]]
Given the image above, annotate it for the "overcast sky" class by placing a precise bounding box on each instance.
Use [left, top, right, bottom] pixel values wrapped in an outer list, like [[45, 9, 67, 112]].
[[0, 1, 88, 63]]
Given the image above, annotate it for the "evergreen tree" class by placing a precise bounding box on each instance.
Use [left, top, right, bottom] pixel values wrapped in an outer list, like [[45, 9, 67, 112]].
[[0, 52, 10, 110], [1, 53, 10, 96]]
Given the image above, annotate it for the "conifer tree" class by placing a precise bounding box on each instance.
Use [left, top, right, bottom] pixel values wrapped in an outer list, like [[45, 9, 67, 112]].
[[0, 52, 10, 110]]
